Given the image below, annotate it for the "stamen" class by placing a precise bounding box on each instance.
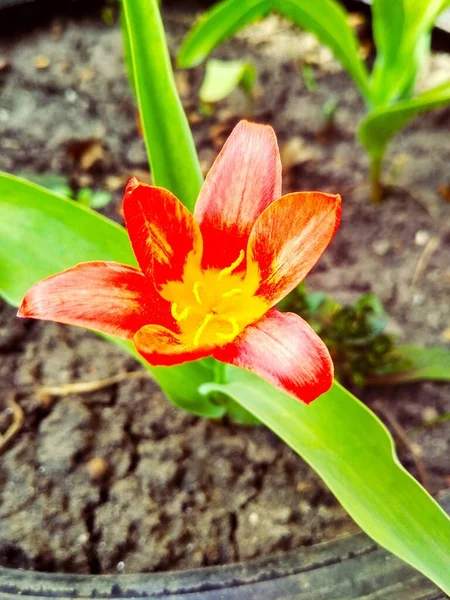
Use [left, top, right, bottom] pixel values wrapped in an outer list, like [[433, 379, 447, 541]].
[[193, 313, 214, 347], [222, 288, 243, 299], [193, 281, 203, 305], [171, 303, 190, 322], [216, 317, 240, 341], [217, 250, 245, 281]]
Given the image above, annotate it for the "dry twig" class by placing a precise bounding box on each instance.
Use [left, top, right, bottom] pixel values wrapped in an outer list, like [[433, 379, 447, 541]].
[[0, 394, 24, 454], [410, 235, 440, 290], [37, 371, 153, 400]]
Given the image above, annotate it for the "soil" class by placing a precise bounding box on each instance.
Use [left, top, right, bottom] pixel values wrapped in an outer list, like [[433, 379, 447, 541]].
[[0, 3, 449, 575]]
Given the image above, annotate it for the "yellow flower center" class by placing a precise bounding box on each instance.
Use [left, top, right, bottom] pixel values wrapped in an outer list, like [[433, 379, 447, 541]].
[[160, 250, 267, 347]]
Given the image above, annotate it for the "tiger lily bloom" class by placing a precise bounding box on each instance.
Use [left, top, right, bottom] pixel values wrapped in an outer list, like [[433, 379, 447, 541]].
[[18, 121, 341, 404]]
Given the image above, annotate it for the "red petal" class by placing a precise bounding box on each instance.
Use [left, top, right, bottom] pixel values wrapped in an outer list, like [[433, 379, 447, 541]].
[[17, 261, 172, 339], [134, 325, 213, 366], [214, 309, 333, 403], [248, 192, 341, 305], [194, 121, 282, 270], [123, 179, 202, 286]]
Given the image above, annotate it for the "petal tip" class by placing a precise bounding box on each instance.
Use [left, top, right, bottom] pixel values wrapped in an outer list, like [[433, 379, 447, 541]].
[[125, 176, 140, 194], [16, 301, 27, 319]]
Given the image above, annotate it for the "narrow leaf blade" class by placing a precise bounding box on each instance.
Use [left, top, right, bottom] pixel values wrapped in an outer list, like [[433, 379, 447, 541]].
[[370, 0, 450, 105], [358, 80, 450, 160], [368, 344, 450, 384], [275, 0, 370, 100], [178, 0, 274, 68], [201, 370, 450, 593], [121, 0, 203, 211]]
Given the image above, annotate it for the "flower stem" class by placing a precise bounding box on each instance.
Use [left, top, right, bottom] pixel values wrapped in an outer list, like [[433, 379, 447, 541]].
[[213, 359, 227, 385], [370, 156, 383, 204]]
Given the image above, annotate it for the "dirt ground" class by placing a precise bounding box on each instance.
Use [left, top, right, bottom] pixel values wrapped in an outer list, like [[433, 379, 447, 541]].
[[0, 3, 449, 574]]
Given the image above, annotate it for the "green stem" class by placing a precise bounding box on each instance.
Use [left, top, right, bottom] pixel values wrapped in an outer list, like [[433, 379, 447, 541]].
[[370, 155, 384, 204], [214, 359, 227, 384]]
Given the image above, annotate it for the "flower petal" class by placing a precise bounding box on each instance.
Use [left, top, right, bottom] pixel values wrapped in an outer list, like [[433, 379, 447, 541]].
[[17, 261, 172, 339], [123, 178, 202, 286], [247, 192, 341, 305], [194, 121, 282, 270], [214, 309, 333, 404], [134, 325, 213, 366]]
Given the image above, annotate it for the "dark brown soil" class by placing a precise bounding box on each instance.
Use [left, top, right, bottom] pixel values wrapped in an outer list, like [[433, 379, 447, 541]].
[[0, 5, 449, 575]]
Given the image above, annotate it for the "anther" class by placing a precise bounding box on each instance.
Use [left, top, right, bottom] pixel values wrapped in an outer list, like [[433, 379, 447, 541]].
[[193, 281, 203, 305], [222, 288, 243, 299], [217, 250, 245, 281], [216, 317, 240, 341], [193, 313, 214, 347], [171, 303, 190, 322]]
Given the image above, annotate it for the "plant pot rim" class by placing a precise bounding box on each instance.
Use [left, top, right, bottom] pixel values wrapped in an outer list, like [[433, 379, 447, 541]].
[[0, 490, 448, 599]]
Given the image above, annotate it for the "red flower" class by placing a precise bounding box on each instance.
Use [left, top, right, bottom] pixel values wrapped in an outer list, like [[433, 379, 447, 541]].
[[18, 121, 341, 403]]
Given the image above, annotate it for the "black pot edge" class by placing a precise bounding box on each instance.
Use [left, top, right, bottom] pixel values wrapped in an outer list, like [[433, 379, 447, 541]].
[[0, 0, 449, 41], [0, 491, 448, 599]]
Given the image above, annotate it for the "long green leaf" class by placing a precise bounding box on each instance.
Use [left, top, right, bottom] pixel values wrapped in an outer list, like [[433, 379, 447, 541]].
[[0, 173, 223, 418], [370, 0, 450, 106], [178, 0, 274, 68], [274, 0, 370, 101], [358, 80, 450, 160], [201, 370, 450, 593], [121, 0, 203, 211], [368, 344, 450, 384], [178, 0, 371, 101]]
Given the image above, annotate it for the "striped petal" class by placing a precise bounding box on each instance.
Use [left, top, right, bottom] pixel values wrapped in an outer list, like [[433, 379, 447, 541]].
[[214, 309, 333, 404], [247, 192, 341, 305], [134, 324, 214, 367], [123, 178, 203, 286], [194, 121, 282, 271], [17, 261, 172, 339]]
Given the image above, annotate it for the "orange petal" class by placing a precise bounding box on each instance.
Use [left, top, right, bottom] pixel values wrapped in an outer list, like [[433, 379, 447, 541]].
[[123, 179, 202, 286], [194, 121, 282, 270], [214, 309, 333, 404], [248, 192, 341, 305], [134, 325, 214, 366], [17, 261, 172, 339]]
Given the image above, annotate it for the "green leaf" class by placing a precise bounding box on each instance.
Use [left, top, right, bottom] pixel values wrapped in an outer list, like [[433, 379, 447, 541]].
[[178, 0, 371, 102], [358, 80, 450, 161], [178, 0, 274, 69], [274, 0, 370, 101], [121, 0, 203, 212], [0, 172, 224, 418], [201, 370, 450, 594], [199, 59, 256, 104], [370, 0, 450, 106], [368, 344, 450, 384]]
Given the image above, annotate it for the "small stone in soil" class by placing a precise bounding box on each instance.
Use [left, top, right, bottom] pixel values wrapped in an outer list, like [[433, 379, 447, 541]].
[[372, 239, 390, 256], [415, 230, 430, 246], [86, 457, 109, 482]]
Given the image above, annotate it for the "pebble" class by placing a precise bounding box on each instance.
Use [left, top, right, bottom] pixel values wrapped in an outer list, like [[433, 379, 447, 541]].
[[415, 230, 430, 246], [372, 239, 390, 256], [248, 512, 259, 525], [33, 55, 50, 69], [421, 407, 439, 423], [412, 292, 426, 306], [65, 89, 78, 103], [86, 457, 109, 482], [116, 561, 125, 573]]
